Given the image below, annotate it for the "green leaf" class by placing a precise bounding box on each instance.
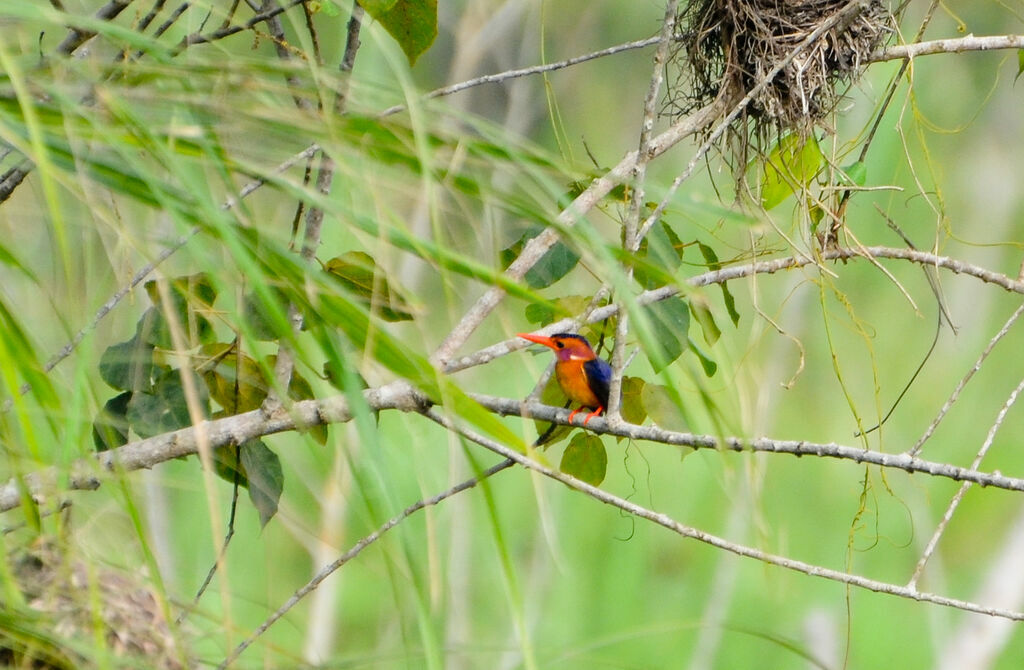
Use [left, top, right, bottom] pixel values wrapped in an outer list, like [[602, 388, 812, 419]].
[[525, 295, 589, 326], [534, 374, 572, 448], [1016, 49, 1024, 84], [211, 437, 248, 488], [140, 274, 217, 348], [242, 288, 291, 341], [644, 297, 691, 373], [841, 161, 868, 187], [560, 433, 607, 486], [319, 0, 342, 16], [502, 228, 580, 289], [324, 251, 414, 322], [240, 439, 284, 528], [98, 334, 159, 392], [697, 241, 739, 326], [690, 297, 721, 346], [758, 134, 823, 209], [93, 391, 132, 451], [691, 341, 718, 377], [620, 376, 647, 425], [127, 369, 207, 438], [635, 221, 686, 289], [362, 0, 438, 66], [641, 383, 688, 432]]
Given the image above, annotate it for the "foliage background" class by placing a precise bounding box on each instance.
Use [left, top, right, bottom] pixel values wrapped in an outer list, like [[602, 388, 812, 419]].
[[1, 1, 1024, 668]]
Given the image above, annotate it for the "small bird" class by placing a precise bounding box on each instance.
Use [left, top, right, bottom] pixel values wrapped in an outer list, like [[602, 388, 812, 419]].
[[518, 332, 612, 425]]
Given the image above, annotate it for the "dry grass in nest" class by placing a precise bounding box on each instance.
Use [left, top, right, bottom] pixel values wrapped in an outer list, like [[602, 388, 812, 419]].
[[668, 0, 895, 149]]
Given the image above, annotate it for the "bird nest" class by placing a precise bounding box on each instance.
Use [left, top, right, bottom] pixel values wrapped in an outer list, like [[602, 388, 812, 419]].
[[667, 0, 895, 143]]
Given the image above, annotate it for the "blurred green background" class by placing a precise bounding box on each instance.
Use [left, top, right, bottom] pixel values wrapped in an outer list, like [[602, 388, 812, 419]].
[[1, 1, 1024, 668]]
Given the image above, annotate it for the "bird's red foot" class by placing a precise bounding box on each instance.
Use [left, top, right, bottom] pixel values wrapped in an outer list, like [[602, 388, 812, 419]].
[[568, 407, 604, 425]]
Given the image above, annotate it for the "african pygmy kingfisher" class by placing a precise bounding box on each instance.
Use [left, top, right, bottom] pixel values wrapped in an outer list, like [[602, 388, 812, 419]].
[[518, 332, 612, 425]]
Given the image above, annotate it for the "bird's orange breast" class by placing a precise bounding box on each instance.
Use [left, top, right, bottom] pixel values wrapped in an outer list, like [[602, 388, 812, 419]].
[[555, 360, 603, 409]]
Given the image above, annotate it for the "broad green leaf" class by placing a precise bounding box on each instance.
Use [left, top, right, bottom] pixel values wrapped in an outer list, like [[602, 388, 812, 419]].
[[620, 376, 647, 425], [93, 391, 132, 451], [127, 369, 207, 438], [635, 221, 686, 289], [362, 0, 438, 66], [697, 241, 740, 326], [324, 251, 414, 322], [1016, 49, 1024, 84], [641, 383, 688, 432], [758, 134, 822, 209], [98, 334, 160, 392], [242, 288, 292, 341], [525, 295, 589, 326], [212, 442, 248, 489], [240, 439, 284, 528], [644, 297, 691, 373], [560, 433, 607, 486], [502, 228, 580, 289], [841, 161, 868, 187]]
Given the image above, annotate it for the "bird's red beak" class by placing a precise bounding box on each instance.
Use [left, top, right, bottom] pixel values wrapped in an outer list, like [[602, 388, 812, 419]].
[[518, 332, 557, 349]]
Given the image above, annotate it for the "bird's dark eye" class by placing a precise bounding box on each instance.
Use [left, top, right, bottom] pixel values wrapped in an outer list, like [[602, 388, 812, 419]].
[[555, 341, 564, 348]]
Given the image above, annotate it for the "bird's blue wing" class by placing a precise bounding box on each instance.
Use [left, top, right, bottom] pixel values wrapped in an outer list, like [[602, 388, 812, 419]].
[[583, 357, 612, 409]]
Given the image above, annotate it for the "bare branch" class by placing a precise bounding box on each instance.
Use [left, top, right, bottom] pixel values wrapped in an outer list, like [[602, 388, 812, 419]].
[[422, 408, 1024, 623], [908, 376, 1024, 589], [872, 34, 1024, 61], [176, 0, 307, 49], [377, 35, 665, 118], [912, 302, 1024, 456], [7, 381, 1024, 514], [56, 0, 134, 55], [443, 245, 1024, 375]]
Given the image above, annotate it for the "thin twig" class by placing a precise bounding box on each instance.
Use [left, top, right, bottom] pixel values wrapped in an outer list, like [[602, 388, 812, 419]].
[[872, 34, 1024, 61], [607, 0, 680, 422], [176, 0, 306, 49], [911, 301, 1024, 457], [56, 0, 134, 56], [217, 456, 516, 668], [442, 245, 1024, 375], [907, 376, 1024, 589]]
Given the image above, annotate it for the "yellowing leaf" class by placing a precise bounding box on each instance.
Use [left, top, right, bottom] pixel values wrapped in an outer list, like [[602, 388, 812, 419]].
[[325, 251, 414, 322], [197, 343, 268, 413]]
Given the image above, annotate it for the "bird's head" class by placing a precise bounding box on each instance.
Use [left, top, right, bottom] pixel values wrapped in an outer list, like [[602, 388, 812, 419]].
[[518, 332, 597, 363]]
